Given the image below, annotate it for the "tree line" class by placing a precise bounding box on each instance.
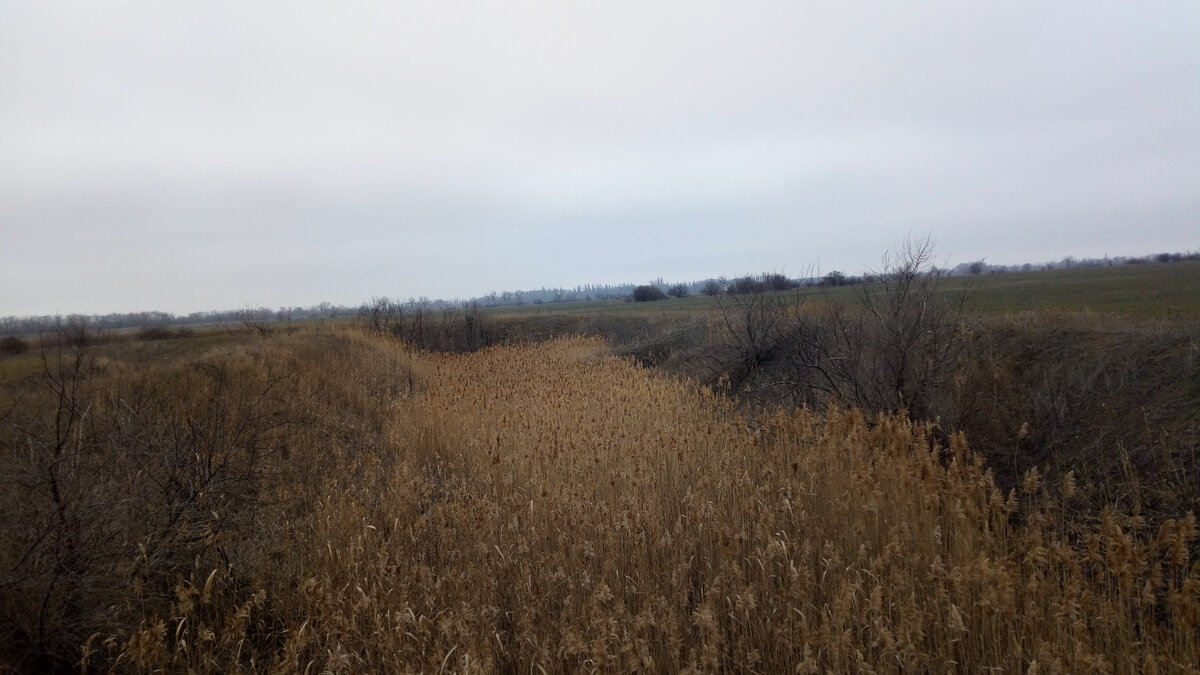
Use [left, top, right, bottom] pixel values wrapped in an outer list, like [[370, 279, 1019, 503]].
[[3, 250, 1195, 335]]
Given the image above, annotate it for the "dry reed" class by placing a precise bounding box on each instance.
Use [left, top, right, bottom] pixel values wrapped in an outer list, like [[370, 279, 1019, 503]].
[[1, 327, 1195, 672]]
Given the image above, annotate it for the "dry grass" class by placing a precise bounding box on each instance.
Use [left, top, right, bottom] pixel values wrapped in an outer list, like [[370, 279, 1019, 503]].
[[2, 327, 1197, 672]]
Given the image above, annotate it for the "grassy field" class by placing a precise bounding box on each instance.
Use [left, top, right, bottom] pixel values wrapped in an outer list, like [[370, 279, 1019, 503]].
[[484, 261, 1200, 320], [953, 261, 1200, 316]]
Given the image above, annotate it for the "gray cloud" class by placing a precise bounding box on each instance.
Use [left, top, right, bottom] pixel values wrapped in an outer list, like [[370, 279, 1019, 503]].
[[2, 1, 1196, 315]]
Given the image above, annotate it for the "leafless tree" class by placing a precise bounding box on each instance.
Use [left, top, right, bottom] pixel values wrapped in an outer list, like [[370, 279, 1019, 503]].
[[710, 285, 832, 405], [358, 297, 401, 335], [236, 306, 274, 338], [708, 238, 974, 417], [823, 235, 974, 420]]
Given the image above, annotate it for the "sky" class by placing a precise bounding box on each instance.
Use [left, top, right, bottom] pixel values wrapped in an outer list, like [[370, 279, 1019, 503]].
[[1, 1, 1197, 316]]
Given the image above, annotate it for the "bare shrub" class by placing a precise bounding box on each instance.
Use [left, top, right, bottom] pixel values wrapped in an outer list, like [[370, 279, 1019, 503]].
[[762, 271, 796, 291], [710, 285, 806, 396], [0, 332, 103, 669], [0, 335, 28, 355], [436, 302, 496, 353], [822, 236, 973, 421], [822, 270, 848, 286], [0, 329, 296, 670], [727, 275, 765, 294], [358, 296, 402, 335], [359, 297, 497, 353], [236, 307, 275, 338], [707, 240, 971, 417]]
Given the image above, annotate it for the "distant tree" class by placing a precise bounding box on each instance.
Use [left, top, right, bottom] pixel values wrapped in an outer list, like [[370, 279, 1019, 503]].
[[668, 283, 689, 298], [968, 260, 986, 275], [0, 335, 29, 355], [762, 272, 796, 291], [701, 279, 724, 296], [632, 285, 668, 302], [728, 276, 764, 295], [823, 270, 847, 287], [237, 306, 274, 338], [359, 297, 400, 335]]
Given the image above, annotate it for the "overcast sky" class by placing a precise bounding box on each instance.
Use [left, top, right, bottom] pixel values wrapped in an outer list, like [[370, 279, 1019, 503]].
[[2, 2, 1197, 316]]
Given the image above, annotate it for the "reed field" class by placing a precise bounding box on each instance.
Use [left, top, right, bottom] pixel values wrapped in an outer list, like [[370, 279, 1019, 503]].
[[2, 324, 1196, 672]]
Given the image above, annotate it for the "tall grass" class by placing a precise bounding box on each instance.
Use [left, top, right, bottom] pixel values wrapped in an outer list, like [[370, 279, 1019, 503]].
[[2, 328, 1196, 672]]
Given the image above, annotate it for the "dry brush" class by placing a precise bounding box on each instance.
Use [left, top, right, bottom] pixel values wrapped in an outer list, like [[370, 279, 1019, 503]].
[[0, 328, 1196, 672]]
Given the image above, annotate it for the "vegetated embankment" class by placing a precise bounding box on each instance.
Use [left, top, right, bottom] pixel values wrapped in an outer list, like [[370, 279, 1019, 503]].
[[1, 329, 1197, 672]]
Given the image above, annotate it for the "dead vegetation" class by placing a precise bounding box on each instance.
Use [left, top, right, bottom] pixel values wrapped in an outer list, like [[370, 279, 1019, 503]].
[[659, 242, 1200, 527], [1, 324, 1196, 672]]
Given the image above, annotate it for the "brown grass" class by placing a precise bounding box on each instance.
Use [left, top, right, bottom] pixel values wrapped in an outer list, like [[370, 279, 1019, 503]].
[[1, 326, 1197, 672]]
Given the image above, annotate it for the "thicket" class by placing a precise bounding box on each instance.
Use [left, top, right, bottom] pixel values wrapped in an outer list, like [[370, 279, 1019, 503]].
[[0, 336, 28, 356], [709, 238, 970, 421], [358, 297, 497, 352], [702, 240, 1199, 522], [632, 285, 668, 302], [725, 272, 797, 295], [2, 333, 1194, 671], [0, 327, 416, 671]]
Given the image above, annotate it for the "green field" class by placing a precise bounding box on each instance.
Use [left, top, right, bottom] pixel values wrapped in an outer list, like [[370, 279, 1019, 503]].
[[483, 261, 1200, 320], [951, 261, 1200, 316]]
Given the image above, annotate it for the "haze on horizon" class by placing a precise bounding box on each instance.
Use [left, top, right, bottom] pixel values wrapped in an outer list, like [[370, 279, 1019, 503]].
[[2, 2, 1197, 317]]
